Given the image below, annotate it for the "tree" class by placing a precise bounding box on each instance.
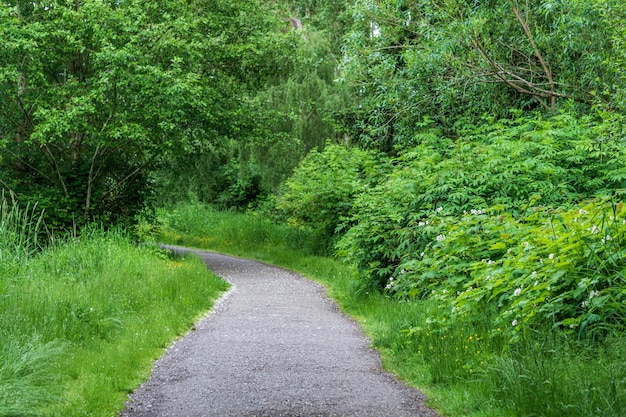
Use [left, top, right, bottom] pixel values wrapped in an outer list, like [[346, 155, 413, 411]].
[[337, 0, 618, 152], [0, 0, 294, 227]]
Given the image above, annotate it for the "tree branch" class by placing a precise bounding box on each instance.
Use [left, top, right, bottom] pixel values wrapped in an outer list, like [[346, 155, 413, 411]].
[[511, 2, 556, 110]]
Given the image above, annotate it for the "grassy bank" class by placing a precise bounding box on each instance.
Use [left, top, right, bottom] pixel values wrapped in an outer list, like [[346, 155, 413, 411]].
[[0, 199, 228, 417], [158, 202, 626, 417]]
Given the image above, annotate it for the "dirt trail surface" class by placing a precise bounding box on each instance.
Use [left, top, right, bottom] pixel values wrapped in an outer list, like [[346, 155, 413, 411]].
[[120, 247, 439, 417]]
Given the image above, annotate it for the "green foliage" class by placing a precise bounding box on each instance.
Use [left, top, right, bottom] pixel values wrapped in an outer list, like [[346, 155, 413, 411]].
[[273, 144, 383, 240], [338, 0, 620, 150], [331, 112, 626, 338], [390, 200, 626, 339], [248, 29, 351, 194], [338, 113, 618, 290], [0, 0, 296, 228]]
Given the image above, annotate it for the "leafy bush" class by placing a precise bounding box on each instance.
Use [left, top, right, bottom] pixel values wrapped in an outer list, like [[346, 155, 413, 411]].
[[274, 143, 384, 240], [337, 112, 626, 293], [388, 199, 626, 338]]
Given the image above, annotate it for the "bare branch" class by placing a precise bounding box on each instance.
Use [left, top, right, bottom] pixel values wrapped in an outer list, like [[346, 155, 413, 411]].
[[511, 3, 556, 109]]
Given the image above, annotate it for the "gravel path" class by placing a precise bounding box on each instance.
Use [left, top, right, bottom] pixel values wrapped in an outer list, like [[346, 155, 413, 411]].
[[120, 247, 439, 417]]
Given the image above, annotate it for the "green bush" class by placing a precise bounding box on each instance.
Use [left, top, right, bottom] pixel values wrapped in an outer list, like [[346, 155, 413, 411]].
[[337, 112, 626, 293], [273, 143, 384, 240]]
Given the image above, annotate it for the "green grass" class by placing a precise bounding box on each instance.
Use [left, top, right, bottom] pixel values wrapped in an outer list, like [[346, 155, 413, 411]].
[[158, 201, 626, 417], [0, 212, 229, 416]]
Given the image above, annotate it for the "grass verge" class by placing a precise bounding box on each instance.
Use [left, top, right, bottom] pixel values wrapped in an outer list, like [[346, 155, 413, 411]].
[[1, 228, 228, 417], [157, 202, 626, 417]]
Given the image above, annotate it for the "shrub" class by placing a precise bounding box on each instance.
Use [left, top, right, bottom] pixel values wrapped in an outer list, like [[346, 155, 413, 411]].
[[337, 112, 625, 293], [274, 143, 384, 240]]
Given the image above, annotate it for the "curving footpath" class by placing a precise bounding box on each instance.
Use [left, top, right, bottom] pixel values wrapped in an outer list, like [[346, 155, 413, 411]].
[[120, 247, 439, 417]]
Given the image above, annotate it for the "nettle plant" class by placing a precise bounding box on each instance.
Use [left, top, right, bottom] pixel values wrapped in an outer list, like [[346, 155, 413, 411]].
[[389, 199, 626, 339]]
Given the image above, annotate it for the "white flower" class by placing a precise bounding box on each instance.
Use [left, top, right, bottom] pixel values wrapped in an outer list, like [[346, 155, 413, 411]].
[[513, 288, 522, 296], [588, 225, 600, 234], [436, 234, 446, 241], [531, 271, 537, 276], [420, 252, 425, 257], [512, 319, 518, 326], [589, 290, 600, 299], [436, 206, 443, 213], [579, 209, 589, 215], [582, 300, 588, 308], [548, 253, 555, 260], [602, 235, 612, 244], [418, 221, 426, 227]]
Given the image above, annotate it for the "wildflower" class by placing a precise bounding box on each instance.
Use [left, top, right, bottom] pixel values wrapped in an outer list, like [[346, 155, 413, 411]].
[[602, 235, 612, 244], [420, 252, 425, 257], [579, 209, 589, 215], [533, 281, 539, 287], [548, 253, 555, 260], [588, 225, 600, 234], [436, 234, 446, 241], [418, 221, 426, 227], [513, 288, 522, 296], [589, 290, 600, 299], [436, 206, 443, 213], [531, 271, 537, 276], [582, 300, 588, 308], [512, 319, 518, 326], [522, 241, 529, 247]]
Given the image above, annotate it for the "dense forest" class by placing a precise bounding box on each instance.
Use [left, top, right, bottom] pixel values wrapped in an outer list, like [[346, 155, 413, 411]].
[[1, 0, 626, 416]]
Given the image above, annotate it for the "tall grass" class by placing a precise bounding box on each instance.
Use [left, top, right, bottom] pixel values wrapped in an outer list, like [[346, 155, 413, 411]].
[[159, 201, 626, 417], [159, 202, 330, 257], [0, 192, 44, 262], [0, 198, 229, 416]]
